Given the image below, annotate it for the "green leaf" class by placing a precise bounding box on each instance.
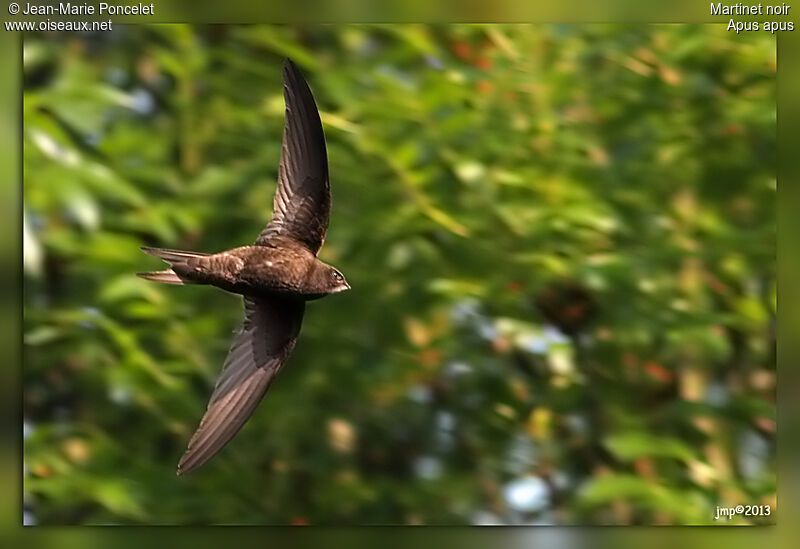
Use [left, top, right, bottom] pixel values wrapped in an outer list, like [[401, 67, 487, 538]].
[[604, 431, 697, 463]]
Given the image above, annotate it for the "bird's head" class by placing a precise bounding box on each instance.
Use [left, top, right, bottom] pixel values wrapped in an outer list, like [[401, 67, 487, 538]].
[[309, 261, 350, 296], [327, 266, 351, 294]]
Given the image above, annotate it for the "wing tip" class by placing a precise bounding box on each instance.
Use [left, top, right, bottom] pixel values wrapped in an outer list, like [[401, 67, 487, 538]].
[[176, 450, 199, 476], [282, 57, 312, 92], [282, 57, 299, 80], [176, 462, 191, 476]]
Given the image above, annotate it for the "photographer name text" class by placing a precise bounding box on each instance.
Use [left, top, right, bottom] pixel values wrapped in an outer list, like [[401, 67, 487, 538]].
[[20, 2, 154, 15]]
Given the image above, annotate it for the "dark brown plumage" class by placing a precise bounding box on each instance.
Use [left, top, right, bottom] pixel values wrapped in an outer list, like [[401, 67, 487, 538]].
[[138, 59, 349, 475]]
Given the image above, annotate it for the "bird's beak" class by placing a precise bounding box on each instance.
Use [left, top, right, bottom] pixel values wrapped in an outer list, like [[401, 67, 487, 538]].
[[332, 281, 350, 293]]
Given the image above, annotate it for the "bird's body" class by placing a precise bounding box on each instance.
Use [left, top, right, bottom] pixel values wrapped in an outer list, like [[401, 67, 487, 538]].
[[142, 238, 346, 300], [138, 59, 349, 475]]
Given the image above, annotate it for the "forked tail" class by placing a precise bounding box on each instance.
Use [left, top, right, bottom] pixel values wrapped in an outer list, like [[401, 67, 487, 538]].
[[137, 247, 210, 285]]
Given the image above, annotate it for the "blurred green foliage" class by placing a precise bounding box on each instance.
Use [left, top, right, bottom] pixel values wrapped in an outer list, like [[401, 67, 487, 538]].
[[23, 24, 775, 525]]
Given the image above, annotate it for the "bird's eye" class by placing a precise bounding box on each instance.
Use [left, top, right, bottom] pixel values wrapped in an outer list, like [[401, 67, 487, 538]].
[[332, 271, 343, 282]]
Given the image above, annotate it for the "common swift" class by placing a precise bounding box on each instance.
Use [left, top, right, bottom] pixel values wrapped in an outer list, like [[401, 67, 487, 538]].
[[138, 59, 349, 475]]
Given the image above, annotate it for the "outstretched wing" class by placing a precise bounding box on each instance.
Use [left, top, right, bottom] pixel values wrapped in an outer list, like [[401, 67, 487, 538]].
[[256, 58, 330, 255], [177, 296, 305, 475]]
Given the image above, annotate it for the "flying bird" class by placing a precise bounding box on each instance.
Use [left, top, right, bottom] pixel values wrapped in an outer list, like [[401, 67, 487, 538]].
[[138, 59, 349, 475]]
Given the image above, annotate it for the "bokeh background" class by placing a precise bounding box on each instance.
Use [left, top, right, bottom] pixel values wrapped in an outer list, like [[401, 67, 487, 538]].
[[22, 24, 775, 525]]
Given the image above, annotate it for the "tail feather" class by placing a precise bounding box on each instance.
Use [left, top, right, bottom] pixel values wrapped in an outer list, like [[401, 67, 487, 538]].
[[137, 269, 196, 285], [139, 247, 209, 285], [140, 247, 209, 265]]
